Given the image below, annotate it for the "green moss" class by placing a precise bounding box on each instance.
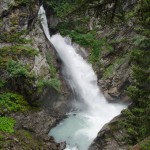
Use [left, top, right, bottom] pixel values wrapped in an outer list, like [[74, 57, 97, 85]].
[[0, 93, 29, 113], [0, 117, 15, 133]]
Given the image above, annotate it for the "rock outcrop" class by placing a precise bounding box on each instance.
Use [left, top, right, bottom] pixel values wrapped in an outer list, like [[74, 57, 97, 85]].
[[89, 116, 129, 150], [0, 0, 71, 149]]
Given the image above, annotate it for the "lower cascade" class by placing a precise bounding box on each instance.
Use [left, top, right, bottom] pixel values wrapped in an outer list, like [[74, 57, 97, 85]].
[[39, 6, 127, 150]]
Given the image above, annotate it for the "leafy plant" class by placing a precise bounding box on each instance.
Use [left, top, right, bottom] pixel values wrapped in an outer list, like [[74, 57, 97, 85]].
[[46, 0, 77, 17], [37, 78, 61, 93], [0, 93, 29, 113], [0, 30, 30, 44], [120, 0, 150, 145], [0, 45, 38, 57], [0, 117, 15, 133], [103, 57, 125, 79], [0, 80, 6, 89], [140, 138, 150, 150], [0, 29, 38, 69], [7, 60, 30, 78], [14, 0, 34, 6]]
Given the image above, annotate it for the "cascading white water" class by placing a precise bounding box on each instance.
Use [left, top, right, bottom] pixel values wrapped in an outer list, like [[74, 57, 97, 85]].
[[38, 6, 127, 150]]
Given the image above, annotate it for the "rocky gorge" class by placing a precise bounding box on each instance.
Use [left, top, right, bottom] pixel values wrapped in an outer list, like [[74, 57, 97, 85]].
[[0, 0, 150, 150]]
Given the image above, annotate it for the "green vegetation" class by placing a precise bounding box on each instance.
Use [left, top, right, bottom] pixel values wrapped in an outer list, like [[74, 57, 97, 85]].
[[47, 0, 76, 17], [0, 93, 29, 113], [0, 129, 45, 149], [0, 30, 38, 68], [58, 24, 113, 64], [47, 0, 130, 25], [0, 80, 6, 89], [46, 0, 86, 17], [0, 0, 63, 147], [46, 53, 58, 78], [14, 0, 33, 5], [140, 137, 150, 150], [0, 117, 15, 133], [0, 30, 30, 44], [120, 0, 150, 146], [103, 57, 126, 79], [0, 45, 38, 57], [37, 78, 61, 93], [44, 52, 61, 92], [7, 60, 33, 78]]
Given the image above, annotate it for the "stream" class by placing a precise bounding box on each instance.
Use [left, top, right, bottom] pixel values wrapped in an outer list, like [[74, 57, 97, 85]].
[[38, 6, 127, 150]]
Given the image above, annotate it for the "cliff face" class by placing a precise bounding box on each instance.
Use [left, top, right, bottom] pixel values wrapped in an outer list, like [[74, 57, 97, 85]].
[[0, 0, 71, 149]]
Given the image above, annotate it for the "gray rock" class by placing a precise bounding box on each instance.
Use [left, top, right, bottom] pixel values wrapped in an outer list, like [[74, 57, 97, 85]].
[[0, 0, 15, 16], [89, 116, 129, 150]]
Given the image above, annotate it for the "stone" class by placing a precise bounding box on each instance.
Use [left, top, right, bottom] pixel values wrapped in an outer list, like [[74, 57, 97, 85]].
[[108, 87, 120, 97], [0, 0, 15, 16], [89, 116, 129, 150], [50, 143, 57, 150], [59, 142, 66, 150]]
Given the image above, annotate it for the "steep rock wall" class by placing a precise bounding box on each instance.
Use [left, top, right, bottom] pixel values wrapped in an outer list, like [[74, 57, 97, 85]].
[[0, 0, 71, 149]]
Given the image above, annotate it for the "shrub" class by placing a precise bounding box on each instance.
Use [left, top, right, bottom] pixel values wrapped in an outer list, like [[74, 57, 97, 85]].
[[0, 80, 6, 88], [7, 60, 30, 78], [0, 93, 29, 113], [0, 117, 15, 133], [140, 138, 150, 150], [46, 0, 77, 17], [37, 78, 61, 93]]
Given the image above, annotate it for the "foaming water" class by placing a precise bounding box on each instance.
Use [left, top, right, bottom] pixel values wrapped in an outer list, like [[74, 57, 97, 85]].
[[39, 6, 127, 150]]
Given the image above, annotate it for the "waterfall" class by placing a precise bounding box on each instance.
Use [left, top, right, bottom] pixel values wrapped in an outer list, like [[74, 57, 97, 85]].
[[38, 6, 127, 150]]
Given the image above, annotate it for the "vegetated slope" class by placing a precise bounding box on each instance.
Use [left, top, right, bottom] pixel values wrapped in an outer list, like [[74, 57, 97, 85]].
[[0, 0, 70, 149]]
